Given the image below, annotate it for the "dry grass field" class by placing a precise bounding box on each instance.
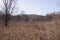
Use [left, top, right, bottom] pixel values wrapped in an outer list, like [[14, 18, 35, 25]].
[[0, 21, 60, 40]]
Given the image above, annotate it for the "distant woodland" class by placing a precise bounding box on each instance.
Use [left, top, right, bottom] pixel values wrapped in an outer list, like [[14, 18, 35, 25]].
[[0, 11, 60, 22]]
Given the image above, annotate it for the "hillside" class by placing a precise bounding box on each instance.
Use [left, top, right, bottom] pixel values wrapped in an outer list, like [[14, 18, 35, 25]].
[[0, 12, 60, 40], [0, 12, 60, 22]]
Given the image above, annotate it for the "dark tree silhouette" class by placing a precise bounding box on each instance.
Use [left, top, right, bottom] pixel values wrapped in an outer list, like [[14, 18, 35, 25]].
[[2, 0, 16, 26]]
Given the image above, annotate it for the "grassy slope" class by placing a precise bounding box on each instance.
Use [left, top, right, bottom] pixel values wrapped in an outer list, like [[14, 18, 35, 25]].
[[0, 21, 60, 40]]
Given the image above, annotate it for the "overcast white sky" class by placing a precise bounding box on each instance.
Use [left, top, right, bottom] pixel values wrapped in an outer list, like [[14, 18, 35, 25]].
[[0, 0, 60, 15]]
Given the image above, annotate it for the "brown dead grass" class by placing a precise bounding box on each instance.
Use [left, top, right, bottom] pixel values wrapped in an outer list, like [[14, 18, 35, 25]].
[[0, 21, 60, 40]]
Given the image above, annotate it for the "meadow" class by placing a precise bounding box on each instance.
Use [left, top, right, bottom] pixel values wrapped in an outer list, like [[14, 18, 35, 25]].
[[0, 21, 60, 40]]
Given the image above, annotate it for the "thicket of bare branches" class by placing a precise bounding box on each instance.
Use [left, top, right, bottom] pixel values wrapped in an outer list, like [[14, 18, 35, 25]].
[[2, 0, 16, 26]]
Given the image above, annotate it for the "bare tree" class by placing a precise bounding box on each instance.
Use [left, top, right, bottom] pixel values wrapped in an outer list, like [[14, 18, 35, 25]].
[[2, 0, 17, 26]]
